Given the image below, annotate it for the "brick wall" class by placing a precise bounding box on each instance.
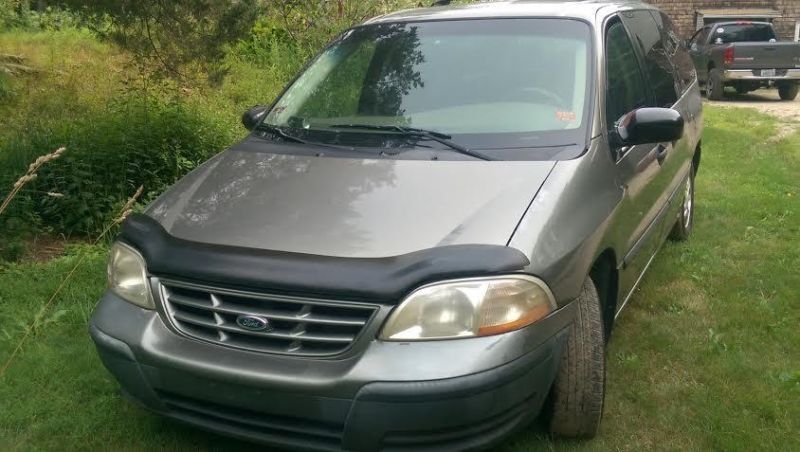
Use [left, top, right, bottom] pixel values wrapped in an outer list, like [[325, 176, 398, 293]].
[[645, 0, 800, 40]]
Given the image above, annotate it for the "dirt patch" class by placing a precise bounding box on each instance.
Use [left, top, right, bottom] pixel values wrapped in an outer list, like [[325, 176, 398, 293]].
[[22, 235, 88, 263]]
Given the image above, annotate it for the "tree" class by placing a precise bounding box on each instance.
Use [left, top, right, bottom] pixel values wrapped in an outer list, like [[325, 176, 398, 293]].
[[63, 0, 261, 84]]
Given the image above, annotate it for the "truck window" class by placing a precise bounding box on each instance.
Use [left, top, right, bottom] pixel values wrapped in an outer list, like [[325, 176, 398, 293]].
[[605, 20, 648, 130], [620, 10, 679, 107], [712, 23, 777, 43]]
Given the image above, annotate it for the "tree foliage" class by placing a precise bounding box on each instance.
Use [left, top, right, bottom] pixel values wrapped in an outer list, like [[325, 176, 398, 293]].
[[56, 0, 261, 83], [34, 0, 422, 85]]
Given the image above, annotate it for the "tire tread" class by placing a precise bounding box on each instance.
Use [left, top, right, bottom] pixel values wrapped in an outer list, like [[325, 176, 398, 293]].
[[548, 279, 605, 438]]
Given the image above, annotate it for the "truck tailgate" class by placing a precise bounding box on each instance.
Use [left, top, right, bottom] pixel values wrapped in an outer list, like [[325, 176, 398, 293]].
[[729, 42, 800, 70]]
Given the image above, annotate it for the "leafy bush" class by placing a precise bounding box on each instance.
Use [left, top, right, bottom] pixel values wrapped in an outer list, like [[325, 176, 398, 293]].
[[0, 0, 16, 27], [0, 3, 89, 30], [0, 94, 238, 235]]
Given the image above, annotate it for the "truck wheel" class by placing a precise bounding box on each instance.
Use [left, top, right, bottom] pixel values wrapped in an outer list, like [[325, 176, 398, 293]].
[[548, 277, 605, 439], [778, 84, 799, 101], [669, 163, 695, 241], [707, 69, 724, 100]]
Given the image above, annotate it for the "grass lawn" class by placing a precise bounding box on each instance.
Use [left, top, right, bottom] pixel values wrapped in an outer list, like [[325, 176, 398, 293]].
[[1, 106, 798, 451]]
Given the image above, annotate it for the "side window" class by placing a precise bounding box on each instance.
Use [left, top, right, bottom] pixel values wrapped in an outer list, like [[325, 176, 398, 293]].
[[605, 20, 648, 130], [653, 11, 696, 95], [620, 10, 679, 107]]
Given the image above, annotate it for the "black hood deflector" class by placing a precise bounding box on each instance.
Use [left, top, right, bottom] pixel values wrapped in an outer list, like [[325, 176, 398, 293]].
[[119, 213, 530, 303]]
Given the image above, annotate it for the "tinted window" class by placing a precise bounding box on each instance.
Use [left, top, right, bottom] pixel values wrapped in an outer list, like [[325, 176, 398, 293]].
[[652, 12, 696, 94], [621, 10, 678, 107], [712, 23, 776, 43], [605, 20, 648, 129], [265, 19, 593, 156]]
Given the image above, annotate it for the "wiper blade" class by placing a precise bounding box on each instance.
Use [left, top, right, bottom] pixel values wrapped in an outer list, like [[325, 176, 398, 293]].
[[255, 123, 307, 144], [255, 124, 352, 151], [331, 124, 492, 161]]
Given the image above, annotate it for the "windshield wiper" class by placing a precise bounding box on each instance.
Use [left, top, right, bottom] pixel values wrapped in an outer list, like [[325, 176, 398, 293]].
[[255, 123, 352, 151], [255, 123, 308, 144], [331, 124, 492, 161]]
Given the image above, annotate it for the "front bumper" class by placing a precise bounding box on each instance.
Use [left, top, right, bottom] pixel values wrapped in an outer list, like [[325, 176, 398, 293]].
[[90, 291, 574, 451], [723, 69, 800, 82]]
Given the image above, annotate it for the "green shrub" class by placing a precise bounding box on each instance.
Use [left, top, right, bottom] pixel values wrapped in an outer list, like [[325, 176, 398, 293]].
[[0, 0, 15, 27], [0, 4, 89, 30], [0, 93, 239, 236]]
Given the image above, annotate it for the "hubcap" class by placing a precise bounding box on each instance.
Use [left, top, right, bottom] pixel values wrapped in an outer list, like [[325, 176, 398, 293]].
[[683, 175, 693, 229]]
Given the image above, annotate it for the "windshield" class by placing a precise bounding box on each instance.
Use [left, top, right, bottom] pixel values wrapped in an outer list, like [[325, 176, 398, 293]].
[[263, 19, 593, 159], [712, 23, 776, 43]]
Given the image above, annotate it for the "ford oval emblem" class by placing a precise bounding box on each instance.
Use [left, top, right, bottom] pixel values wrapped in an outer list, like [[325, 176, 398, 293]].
[[236, 315, 271, 332]]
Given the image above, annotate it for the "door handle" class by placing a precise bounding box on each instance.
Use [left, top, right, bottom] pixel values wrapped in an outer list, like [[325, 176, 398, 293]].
[[656, 144, 669, 165]]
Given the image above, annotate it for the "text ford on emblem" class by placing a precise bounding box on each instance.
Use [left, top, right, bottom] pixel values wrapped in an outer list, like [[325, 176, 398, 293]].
[[236, 315, 271, 332]]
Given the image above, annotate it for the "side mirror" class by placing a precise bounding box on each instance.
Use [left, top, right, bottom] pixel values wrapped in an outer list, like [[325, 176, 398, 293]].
[[613, 108, 684, 146], [242, 105, 268, 130], [690, 42, 699, 52]]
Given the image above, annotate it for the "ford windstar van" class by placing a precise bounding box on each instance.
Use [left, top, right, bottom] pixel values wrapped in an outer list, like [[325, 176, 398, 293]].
[[91, 1, 703, 450]]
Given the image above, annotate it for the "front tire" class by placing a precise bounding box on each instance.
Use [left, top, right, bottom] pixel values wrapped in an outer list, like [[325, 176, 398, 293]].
[[707, 68, 724, 100], [778, 84, 799, 101], [548, 278, 605, 439], [669, 164, 695, 241]]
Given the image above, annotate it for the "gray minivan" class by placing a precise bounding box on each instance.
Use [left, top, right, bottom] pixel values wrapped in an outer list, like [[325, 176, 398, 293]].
[[91, 1, 703, 450]]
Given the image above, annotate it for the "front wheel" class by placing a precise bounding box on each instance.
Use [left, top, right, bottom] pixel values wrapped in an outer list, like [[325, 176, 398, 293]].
[[778, 84, 799, 101], [547, 278, 605, 439], [707, 68, 724, 100], [669, 164, 695, 241]]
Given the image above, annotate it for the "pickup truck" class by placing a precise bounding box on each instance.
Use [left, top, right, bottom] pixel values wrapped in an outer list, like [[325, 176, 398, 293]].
[[687, 21, 800, 100]]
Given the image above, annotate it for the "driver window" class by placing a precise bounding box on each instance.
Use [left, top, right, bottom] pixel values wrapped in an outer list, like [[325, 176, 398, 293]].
[[605, 20, 648, 132]]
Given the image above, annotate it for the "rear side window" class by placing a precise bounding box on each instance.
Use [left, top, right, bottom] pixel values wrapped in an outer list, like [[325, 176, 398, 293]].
[[605, 20, 648, 129], [620, 10, 678, 107], [652, 11, 696, 95]]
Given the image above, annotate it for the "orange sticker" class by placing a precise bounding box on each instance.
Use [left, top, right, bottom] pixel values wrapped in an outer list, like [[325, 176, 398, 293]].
[[556, 111, 577, 121]]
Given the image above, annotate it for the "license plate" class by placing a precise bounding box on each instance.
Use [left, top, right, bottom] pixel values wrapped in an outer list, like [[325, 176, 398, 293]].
[[761, 69, 777, 77]]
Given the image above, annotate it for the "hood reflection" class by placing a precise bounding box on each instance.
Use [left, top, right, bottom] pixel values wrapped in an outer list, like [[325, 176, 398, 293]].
[[147, 151, 554, 257]]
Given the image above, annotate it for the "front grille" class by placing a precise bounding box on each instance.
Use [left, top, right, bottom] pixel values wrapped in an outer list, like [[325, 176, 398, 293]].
[[157, 279, 378, 356], [158, 390, 344, 450]]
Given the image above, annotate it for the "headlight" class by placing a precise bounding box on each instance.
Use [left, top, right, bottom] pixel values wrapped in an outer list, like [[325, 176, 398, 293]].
[[107, 242, 154, 309], [380, 275, 555, 341]]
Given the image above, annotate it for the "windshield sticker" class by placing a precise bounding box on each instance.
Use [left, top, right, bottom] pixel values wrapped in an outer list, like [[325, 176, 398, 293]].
[[716, 28, 725, 33], [556, 111, 577, 121]]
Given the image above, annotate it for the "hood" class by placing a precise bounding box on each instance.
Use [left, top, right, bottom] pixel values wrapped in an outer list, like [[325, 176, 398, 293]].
[[146, 149, 555, 258]]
